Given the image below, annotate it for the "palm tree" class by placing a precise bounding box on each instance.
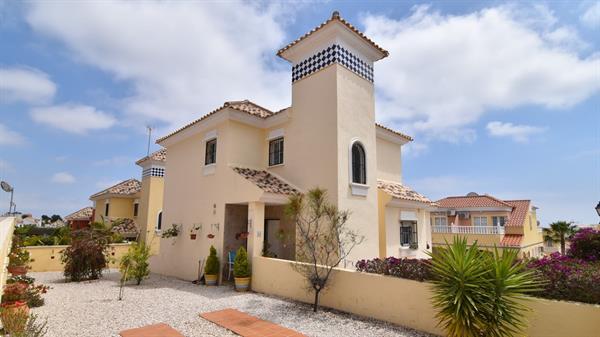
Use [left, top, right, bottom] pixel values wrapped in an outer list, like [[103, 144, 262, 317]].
[[543, 221, 577, 255]]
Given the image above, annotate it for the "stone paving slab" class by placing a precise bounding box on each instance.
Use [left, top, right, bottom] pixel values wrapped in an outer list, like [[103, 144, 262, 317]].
[[120, 323, 185, 337], [201, 308, 306, 337]]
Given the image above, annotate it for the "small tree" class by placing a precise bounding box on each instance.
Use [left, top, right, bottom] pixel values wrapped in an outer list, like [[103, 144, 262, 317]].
[[119, 242, 151, 285], [543, 221, 577, 254], [285, 188, 364, 312], [568, 228, 600, 260], [205, 246, 219, 275], [233, 246, 250, 278]]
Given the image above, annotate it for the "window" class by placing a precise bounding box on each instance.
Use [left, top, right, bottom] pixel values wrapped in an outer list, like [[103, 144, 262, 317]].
[[351, 142, 366, 184], [133, 203, 139, 217], [268, 137, 284, 166], [104, 203, 110, 217], [205, 138, 217, 165], [492, 216, 507, 227], [400, 221, 418, 248], [156, 211, 162, 231], [473, 216, 488, 226], [434, 217, 447, 226]]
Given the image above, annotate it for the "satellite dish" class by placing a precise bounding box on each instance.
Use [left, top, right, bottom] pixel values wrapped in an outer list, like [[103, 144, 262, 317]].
[[466, 192, 478, 197], [1, 181, 13, 192]]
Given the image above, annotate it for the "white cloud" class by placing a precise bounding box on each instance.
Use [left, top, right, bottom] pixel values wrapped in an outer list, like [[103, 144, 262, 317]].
[[30, 104, 116, 134], [51, 172, 76, 184], [486, 121, 545, 142], [93, 156, 133, 166], [581, 2, 600, 28], [95, 179, 120, 189], [0, 123, 25, 145], [0, 67, 56, 104], [26, 1, 291, 132], [363, 5, 600, 142]]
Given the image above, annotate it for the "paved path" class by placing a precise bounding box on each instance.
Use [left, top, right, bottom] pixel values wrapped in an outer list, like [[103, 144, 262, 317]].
[[201, 309, 305, 337], [120, 323, 184, 337]]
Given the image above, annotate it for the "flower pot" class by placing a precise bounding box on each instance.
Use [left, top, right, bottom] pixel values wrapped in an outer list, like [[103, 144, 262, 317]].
[[234, 276, 251, 292], [7, 265, 27, 276], [205, 274, 218, 286], [190, 234, 197, 240], [0, 301, 29, 334]]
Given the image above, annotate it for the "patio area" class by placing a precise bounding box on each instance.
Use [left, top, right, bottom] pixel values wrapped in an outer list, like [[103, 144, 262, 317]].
[[30, 271, 433, 337]]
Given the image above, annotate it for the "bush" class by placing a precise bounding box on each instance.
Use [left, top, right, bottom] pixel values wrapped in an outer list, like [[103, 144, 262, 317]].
[[526, 252, 600, 304], [204, 246, 219, 275], [24, 284, 49, 308], [233, 246, 250, 278], [0, 302, 29, 335], [61, 228, 110, 282], [119, 242, 151, 285], [356, 257, 433, 282], [568, 228, 600, 261], [8, 238, 32, 268], [1, 283, 28, 304]]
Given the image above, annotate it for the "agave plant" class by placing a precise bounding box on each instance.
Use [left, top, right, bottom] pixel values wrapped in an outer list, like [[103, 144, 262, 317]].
[[429, 238, 541, 337]]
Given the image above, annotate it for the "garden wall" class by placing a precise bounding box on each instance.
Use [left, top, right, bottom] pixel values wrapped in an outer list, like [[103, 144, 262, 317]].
[[252, 256, 600, 337], [25, 243, 132, 272], [0, 217, 16, 303]]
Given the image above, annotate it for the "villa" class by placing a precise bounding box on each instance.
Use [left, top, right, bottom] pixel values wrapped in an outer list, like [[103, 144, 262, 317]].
[[64, 206, 93, 230], [431, 193, 544, 258], [149, 11, 434, 281]]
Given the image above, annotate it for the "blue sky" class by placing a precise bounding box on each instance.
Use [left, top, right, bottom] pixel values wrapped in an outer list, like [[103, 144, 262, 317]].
[[0, 1, 598, 225]]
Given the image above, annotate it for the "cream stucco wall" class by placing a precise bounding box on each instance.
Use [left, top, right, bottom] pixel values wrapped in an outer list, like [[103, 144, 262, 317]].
[[138, 175, 164, 254], [376, 137, 402, 182], [92, 196, 137, 223], [252, 256, 600, 337], [0, 217, 16, 304]]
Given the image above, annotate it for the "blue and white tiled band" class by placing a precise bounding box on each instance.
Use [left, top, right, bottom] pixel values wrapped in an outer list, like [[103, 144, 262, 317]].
[[292, 44, 374, 83]]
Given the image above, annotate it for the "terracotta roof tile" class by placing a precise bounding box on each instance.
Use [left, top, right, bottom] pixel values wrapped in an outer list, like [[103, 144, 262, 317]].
[[376, 123, 413, 141], [65, 207, 93, 221], [90, 179, 141, 199], [377, 179, 432, 204], [505, 200, 531, 227], [277, 11, 388, 60], [436, 195, 513, 209], [156, 100, 278, 143], [109, 218, 139, 236], [136, 148, 166, 165], [500, 234, 523, 247], [232, 167, 299, 195]]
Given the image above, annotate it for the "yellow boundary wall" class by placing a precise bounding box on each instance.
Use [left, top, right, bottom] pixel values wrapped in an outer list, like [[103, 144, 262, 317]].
[[252, 256, 600, 337], [25, 243, 132, 272]]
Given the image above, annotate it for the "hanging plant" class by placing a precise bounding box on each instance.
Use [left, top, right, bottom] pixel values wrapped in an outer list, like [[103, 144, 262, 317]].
[[190, 224, 201, 240], [161, 224, 180, 239], [207, 234, 215, 239]]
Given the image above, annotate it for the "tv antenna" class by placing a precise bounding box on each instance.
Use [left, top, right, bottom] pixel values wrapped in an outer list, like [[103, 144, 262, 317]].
[[146, 125, 153, 156]]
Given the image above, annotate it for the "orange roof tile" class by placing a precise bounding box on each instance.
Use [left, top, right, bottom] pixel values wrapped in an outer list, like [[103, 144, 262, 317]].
[[436, 195, 513, 209], [136, 148, 166, 165], [500, 234, 523, 247], [90, 179, 141, 199], [277, 11, 388, 60], [65, 206, 93, 221], [376, 123, 413, 141], [232, 167, 299, 195], [377, 180, 432, 204], [505, 200, 531, 227]]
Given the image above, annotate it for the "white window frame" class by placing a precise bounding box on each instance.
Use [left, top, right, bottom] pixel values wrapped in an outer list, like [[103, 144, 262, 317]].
[[473, 216, 488, 226], [268, 137, 284, 166], [492, 216, 507, 227], [155, 210, 163, 232], [434, 216, 447, 226], [348, 138, 368, 196]]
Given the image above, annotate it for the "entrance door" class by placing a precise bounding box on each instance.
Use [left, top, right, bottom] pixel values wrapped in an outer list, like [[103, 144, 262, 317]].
[[264, 219, 282, 258]]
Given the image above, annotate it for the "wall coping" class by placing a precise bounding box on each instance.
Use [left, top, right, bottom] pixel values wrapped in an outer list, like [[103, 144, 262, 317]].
[[24, 242, 133, 249]]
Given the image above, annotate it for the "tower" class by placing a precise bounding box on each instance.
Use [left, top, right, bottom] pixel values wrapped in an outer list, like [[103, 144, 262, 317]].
[[136, 149, 166, 254]]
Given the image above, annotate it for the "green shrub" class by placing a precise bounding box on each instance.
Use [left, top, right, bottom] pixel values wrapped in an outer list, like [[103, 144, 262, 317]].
[[233, 246, 250, 278], [204, 246, 219, 275], [119, 242, 151, 285], [429, 238, 540, 337]]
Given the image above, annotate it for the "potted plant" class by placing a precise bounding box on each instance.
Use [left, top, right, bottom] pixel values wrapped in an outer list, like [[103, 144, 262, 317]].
[[7, 242, 31, 276], [233, 246, 251, 291], [190, 224, 201, 240], [0, 301, 29, 335], [161, 224, 180, 239], [204, 245, 219, 286]]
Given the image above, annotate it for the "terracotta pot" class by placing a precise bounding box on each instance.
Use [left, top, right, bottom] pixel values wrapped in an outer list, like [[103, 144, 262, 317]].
[[190, 234, 197, 240], [234, 277, 251, 292], [0, 301, 29, 334], [205, 274, 218, 286], [7, 265, 27, 276]]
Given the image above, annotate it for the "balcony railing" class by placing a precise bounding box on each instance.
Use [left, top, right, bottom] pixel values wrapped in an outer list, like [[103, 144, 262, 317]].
[[432, 225, 505, 235]]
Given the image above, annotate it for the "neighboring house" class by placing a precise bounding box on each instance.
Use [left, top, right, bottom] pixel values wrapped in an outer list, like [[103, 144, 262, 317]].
[[150, 12, 433, 281], [134, 149, 166, 253], [90, 179, 141, 225], [64, 206, 93, 230], [544, 224, 600, 254], [431, 193, 544, 258]]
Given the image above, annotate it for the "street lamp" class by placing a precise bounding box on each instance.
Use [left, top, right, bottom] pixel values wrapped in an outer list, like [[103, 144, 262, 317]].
[[596, 201, 600, 218], [1, 181, 14, 215]]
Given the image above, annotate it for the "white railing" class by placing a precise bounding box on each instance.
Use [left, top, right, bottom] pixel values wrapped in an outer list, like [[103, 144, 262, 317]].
[[432, 225, 505, 235]]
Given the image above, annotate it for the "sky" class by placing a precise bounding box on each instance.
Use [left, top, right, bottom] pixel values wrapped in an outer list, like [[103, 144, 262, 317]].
[[0, 0, 598, 225]]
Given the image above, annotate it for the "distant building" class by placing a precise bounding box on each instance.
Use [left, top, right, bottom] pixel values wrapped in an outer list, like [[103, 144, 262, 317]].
[[64, 206, 94, 230]]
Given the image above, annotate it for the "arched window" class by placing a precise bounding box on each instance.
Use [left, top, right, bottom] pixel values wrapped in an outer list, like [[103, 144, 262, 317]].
[[156, 211, 162, 231], [351, 142, 366, 184]]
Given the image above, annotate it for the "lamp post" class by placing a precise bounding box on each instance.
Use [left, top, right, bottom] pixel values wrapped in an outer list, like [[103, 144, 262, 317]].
[[1, 181, 14, 216], [596, 201, 600, 223]]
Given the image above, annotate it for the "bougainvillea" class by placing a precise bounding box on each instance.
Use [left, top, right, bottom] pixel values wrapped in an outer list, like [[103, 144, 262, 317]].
[[568, 228, 600, 261], [526, 252, 600, 304], [356, 257, 433, 282]]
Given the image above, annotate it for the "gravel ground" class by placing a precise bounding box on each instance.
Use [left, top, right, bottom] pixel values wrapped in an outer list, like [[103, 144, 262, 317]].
[[30, 271, 434, 337]]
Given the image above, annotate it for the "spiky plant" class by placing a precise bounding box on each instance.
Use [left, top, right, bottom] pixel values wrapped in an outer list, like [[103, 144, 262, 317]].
[[429, 238, 541, 337]]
